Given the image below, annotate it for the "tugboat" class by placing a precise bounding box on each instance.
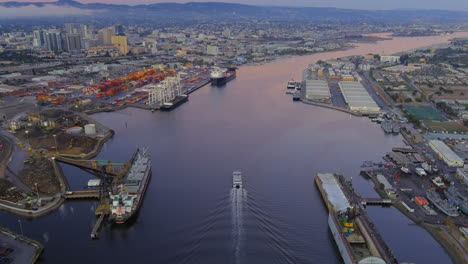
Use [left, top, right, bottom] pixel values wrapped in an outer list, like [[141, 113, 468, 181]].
[[293, 91, 301, 101], [287, 80, 296, 89]]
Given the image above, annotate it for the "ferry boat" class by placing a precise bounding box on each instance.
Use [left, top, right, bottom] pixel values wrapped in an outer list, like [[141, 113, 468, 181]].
[[109, 148, 152, 224], [233, 171, 242, 189]]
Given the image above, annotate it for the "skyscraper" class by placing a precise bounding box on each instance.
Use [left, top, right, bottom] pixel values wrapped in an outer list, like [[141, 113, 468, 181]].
[[98, 28, 114, 45], [66, 34, 82, 51], [33, 30, 46, 47], [65, 23, 79, 34], [45, 30, 64, 52], [111, 36, 129, 56], [113, 24, 125, 36]]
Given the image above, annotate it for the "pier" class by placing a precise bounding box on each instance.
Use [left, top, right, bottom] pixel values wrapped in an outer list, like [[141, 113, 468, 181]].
[[55, 156, 129, 177], [91, 214, 106, 239], [361, 198, 393, 206], [63, 190, 100, 200]]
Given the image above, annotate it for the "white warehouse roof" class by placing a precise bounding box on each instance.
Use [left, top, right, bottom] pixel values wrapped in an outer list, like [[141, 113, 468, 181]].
[[338, 81, 380, 114], [317, 173, 350, 212], [429, 140, 464, 167], [305, 80, 330, 100]]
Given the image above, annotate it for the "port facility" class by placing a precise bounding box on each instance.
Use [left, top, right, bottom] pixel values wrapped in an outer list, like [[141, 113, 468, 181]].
[[429, 140, 464, 167], [305, 80, 331, 100], [338, 81, 380, 114]]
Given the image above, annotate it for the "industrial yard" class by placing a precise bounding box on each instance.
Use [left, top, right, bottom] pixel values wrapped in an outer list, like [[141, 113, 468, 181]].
[[290, 41, 468, 263]]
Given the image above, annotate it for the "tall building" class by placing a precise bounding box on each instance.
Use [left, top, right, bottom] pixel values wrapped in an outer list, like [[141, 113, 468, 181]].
[[113, 24, 125, 36], [111, 36, 129, 56], [98, 28, 114, 45], [66, 34, 82, 51], [65, 23, 79, 34], [33, 30, 46, 47], [45, 30, 64, 52]]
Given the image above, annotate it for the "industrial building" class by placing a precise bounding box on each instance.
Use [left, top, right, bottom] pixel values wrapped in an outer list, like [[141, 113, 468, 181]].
[[429, 140, 464, 167], [305, 80, 330, 100], [338, 81, 380, 114]]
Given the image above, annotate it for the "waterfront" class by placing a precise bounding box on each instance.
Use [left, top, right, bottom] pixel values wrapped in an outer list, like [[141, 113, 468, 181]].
[[2, 32, 468, 263]]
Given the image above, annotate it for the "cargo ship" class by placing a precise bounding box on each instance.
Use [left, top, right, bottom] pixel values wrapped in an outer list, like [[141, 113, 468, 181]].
[[233, 171, 242, 189], [444, 187, 468, 215], [426, 189, 459, 217], [210, 66, 236, 87], [109, 148, 152, 224], [160, 95, 189, 111], [315, 173, 395, 264]]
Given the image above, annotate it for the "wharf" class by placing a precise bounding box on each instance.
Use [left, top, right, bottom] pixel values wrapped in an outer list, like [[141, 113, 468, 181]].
[[63, 190, 99, 200], [315, 173, 399, 264], [0, 226, 44, 264], [90, 214, 106, 239]]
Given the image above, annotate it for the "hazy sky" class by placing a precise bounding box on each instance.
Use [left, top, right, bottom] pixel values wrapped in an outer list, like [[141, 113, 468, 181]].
[[0, 0, 468, 10]]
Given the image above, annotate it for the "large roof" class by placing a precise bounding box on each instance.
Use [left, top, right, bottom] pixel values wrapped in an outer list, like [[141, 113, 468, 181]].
[[338, 81, 380, 113], [317, 173, 350, 212]]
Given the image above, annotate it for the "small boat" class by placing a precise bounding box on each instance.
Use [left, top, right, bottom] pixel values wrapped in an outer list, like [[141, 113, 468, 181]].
[[233, 171, 242, 189], [400, 167, 410, 174]]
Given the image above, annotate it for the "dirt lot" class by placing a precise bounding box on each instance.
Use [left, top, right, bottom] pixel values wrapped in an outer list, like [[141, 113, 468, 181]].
[[420, 84, 468, 100], [20, 155, 60, 195], [27, 133, 97, 155], [424, 120, 468, 133], [0, 179, 24, 203]]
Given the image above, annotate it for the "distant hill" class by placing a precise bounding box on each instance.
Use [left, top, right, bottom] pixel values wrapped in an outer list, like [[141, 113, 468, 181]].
[[1, 0, 467, 25]]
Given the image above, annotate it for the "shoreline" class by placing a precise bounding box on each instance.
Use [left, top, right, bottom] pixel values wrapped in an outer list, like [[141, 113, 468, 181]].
[[363, 171, 468, 264]]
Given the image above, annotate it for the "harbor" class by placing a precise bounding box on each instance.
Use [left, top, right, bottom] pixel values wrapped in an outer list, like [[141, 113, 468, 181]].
[[0, 33, 466, 263]]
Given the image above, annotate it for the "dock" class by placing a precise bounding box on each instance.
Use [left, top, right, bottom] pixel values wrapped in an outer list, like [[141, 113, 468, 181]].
[[361, 198, 393, 206], [315, 173, 399, 264], [63, 190, 100, 200], [91, 213, 106, 239]]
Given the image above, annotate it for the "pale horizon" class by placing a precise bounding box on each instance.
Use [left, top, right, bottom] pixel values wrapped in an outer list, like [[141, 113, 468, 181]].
[[0, 0, 467, 11]]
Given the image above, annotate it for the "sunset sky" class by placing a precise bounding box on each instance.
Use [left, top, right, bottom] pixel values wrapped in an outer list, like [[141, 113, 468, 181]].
[[0, 0, 467, 10]]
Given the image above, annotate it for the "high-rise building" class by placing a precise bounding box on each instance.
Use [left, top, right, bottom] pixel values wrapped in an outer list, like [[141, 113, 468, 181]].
[[66, 34, 82, 51], [98, 28, 113, 45], [33, 30, 46, 47], [65, 23, 79, 34], [45, 30, 64, 52], [113, 24, 125, 36], [111, 36, 129, 56]]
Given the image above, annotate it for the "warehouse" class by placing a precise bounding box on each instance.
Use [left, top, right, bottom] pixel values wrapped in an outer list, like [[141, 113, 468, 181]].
[[338, 81, 380, 114], [305, 80, 330, 100], [429, 140, 464, 167]]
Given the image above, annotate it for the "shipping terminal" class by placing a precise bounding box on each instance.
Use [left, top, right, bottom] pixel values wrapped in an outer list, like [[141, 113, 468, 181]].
[[315, 173, 398, 264]]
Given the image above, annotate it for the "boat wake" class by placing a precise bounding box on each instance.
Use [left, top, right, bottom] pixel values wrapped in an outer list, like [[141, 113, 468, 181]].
[[231, 187, 246, 264]]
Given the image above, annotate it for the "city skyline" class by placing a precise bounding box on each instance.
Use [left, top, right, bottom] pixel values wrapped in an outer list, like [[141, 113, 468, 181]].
[[0, 0, 467, 10]]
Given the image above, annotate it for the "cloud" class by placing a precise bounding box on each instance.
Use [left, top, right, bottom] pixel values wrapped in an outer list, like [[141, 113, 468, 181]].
[[0, 4, 103, 18]]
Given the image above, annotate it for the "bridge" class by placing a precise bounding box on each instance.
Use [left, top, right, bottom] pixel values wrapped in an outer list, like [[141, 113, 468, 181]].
[[361, 198, 393, 206], [63, 190, 100, 200], [55, 156, 129, 177]]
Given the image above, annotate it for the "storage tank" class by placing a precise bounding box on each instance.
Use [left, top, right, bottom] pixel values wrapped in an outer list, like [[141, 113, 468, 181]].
[[84, 124, 96, 136]]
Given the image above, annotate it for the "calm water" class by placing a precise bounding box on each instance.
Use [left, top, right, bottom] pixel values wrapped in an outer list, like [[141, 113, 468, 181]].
[[2, 32, 468, 264]]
